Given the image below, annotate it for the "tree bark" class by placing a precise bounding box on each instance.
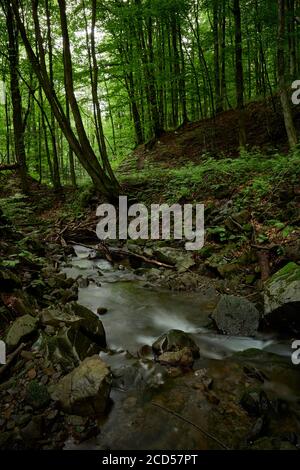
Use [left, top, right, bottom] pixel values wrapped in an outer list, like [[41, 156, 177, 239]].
[[45, 0, 61, 190], [11, 0, 118, 197], [233, 0, 246, 148], [277, 0, 298, 149], [6, 1, 28, 192]]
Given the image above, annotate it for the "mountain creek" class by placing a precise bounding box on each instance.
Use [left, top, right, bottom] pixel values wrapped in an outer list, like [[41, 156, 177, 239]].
[[1, 229, 300, 451], [60, 245, 300, 451]]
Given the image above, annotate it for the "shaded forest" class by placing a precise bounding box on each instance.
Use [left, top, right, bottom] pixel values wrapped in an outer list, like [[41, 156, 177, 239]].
[[0, 0, 300, 454]]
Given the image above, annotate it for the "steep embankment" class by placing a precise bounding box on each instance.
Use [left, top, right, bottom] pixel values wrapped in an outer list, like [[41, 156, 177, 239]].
[[123, 97, 300, 172]]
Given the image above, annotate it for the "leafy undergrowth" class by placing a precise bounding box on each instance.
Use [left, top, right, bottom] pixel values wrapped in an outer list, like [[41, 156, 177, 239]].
[[120, 148, 299, 210], [115, 150, 300, 270]]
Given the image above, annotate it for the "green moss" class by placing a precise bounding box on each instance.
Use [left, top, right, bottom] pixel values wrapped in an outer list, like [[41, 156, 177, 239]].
[[270, 262, 300, 284], [25, 380, 50, 409]]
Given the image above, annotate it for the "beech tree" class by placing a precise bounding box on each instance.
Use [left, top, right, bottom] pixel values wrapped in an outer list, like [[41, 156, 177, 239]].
[[0, 0, 298, 186]]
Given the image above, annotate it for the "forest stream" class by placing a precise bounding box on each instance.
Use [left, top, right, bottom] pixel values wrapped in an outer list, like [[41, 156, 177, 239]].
[[62, 245, 300, 451]]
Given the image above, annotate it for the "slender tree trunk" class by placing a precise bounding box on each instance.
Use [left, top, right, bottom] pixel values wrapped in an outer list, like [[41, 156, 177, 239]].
[[278, 0, 297, 148], [220, 3, 227, 111], [90, 0, 118, 186], [45, 0, 61, 190], [233, 0, 246, 148], [11, 0, 118, 197], [213, 0, 222, 112], [3, 76, 11, 164], [6, 1, 28, 192], [178, 22, 188, 124]]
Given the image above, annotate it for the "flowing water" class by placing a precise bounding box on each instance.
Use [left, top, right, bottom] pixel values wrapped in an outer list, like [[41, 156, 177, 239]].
[[62, 245, 291, 361], [63, 245, 299, 450]]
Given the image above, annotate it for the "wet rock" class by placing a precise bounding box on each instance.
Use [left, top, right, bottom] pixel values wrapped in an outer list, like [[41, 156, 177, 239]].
[[263, 262, 300, 334], [217, 262, 240, 279], [157, 347, 194, 368], [25, 380, 51, 410], [212, 295, 260, 336], [39, 302, 106, 370], [42, 302, 106, 347], [50, 356, 112, 416], [1, 290, 38, 317], [97, 307, 108, 316], [248, 436, 297, 450], [138, 345, 153, 359], [225, 210, 251, 233], [51, 288, 78, 304], [6, 314, 39, 350], [240, 389, 270, 417], [154, 247, 195, 273], [152, 329, 200, 359], [77, 277, 89, 288], [40, 325, 100, 373]]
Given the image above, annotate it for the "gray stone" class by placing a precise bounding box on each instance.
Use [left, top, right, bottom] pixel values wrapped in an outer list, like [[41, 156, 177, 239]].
[[50, 356, 112, 416], [263, 262, 300, 334], [41, 302, 106, 347], [152, 329, 200, 358], [212, 295, 260, 336], [6, 314, 38, 349]]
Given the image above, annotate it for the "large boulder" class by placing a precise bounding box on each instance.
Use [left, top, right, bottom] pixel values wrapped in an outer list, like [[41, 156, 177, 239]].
[[152, 329, 200, 359], [212, 295, 260, 336], [40, 302, 106, 371], [41, 301, 106, 346], [50, 356, 112, 416], [6, 314, 38, 350], [263, 262, 300, 334]]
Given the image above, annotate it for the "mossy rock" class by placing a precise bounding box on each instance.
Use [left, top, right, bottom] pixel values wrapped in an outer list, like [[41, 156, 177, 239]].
[[25, 380, 50, 410], [6, 314, 38, 350], [263, 262, 300, 334]]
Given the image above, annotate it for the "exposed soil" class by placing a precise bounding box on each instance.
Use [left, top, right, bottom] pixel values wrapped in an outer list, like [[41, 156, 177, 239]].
[[125, 97, 300, 172]]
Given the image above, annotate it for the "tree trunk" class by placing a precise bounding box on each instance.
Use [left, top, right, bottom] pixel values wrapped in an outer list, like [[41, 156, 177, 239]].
[[6, 1, 28, 192], [213, 0, 222, 113], [233, 0, 246, 148], [277, 0, 298, 149], [45, 0, 61, 190], [11, 0, 118, 197]]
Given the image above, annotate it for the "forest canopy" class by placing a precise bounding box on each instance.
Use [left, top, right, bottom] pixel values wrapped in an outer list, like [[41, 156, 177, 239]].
[[0, 0, 299, 194]]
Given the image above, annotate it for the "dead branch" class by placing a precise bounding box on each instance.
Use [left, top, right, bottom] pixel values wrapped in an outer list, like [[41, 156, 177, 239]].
[[68, 241, 175, 269], [151, 401, 230, 450]]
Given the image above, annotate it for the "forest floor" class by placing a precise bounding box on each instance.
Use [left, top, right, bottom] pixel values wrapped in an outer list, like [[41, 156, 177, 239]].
[[126, 96, 300, 170], [0, 101, 300, 450]]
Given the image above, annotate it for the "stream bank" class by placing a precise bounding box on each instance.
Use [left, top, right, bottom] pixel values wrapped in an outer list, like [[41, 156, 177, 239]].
[[1, 237, 300, 450], [0, 165, 299, 450]]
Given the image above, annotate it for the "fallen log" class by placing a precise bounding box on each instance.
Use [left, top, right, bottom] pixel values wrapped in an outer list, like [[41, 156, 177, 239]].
[[69, 240, 175, 269]]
